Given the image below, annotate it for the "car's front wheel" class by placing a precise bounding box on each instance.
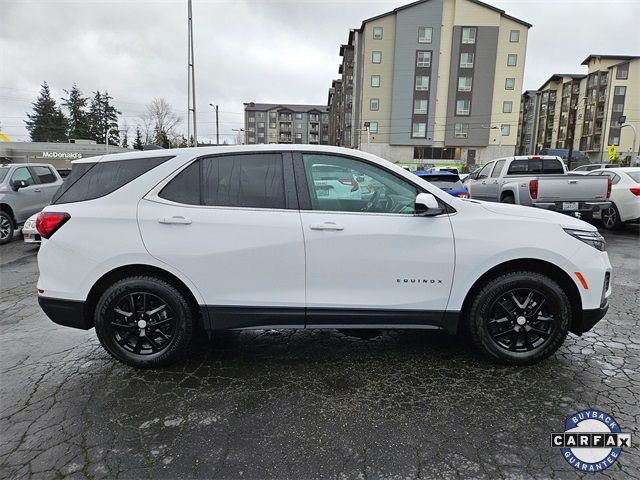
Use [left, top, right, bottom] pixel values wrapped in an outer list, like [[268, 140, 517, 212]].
[[467, 271, 570, 365], [0, 211, 14, 245], [601, 203, 621, 230], [94, 276, 194, 368]]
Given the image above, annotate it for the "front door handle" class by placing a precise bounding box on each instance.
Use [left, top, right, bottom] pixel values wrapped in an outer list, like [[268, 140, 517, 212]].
[[493, 180, 499, 184], [158, 216, 192, 225], [310, 222, 344, 231], [481, 180, 487, 185], [34, 189, 42, 192]]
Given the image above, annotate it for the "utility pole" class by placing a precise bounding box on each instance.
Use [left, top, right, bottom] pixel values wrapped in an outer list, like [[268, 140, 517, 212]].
[[187, 0, 197, 147], [210, 103, 219, 145], [566, 95, 588, 170]]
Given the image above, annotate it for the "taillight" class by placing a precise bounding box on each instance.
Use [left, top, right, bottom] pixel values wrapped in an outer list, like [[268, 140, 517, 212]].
[[607, 178, 612, 198], [455, 192, 470, 198], [529, 179, 538, 200], [339, 178, 359, 192], [36, 212, 70, 239], [630, 187, 640, 196]]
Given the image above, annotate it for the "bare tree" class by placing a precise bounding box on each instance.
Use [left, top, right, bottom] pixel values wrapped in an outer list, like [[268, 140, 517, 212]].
[[233, 130, 245, 145], [140, 97, 182, 147]]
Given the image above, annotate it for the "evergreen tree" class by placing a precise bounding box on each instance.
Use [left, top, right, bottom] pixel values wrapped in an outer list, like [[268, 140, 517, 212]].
[[61, 84, 90, 140], [133, 127, 144, 150], [87, 90, 121, 145], [25, 82, 68, 142], [121, 130, 129, 149], [154, 125, 170, 148]]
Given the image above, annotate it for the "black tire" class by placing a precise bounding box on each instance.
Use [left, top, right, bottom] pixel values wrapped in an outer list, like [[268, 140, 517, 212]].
[[600, 203, 621, 230], [501, 194, 515, 204], [467, 271, 570, 365], [0, 211, 14, 245], [94, 276, 194, 368]]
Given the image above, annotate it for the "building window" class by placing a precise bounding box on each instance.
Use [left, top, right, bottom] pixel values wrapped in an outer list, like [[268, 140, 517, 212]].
[[505, 78, 515, 90], [507, 54, 518, 66], [456, 100, 470, 116], [369, 121, 379, 133], [309, 113, 319, 121], [460, 52, 474, 68], [248, 117, 255, 123], [414, 99, 428, 114], [501, 124, 510, 136], [295, 113, 303, 119], [258, 132, 265, 138], [616, 63, 629, 80], [415, 75, 430, 91], [503, 101, 513, 113], [510, 30, 520, 42], [370, 98, 379, 111], [257, 122, 265, 128], [613, 103, 624, 112], [269, 122, 276, 129], [373, 27, 383, 39], [458, 76, 472, 92], [416, 51, 432, 67], [372, 51, 382, 63], [454, 123, 468, 138], [412, 122, 426, 137], [462, 27, 476, 44], [295, 133, 302, 140], [269, 112, 276, 121], [614, 86, 627, 96], [295, 123, 302, 129], [418, 27, 433, 43], [371, 75, 381, 87]]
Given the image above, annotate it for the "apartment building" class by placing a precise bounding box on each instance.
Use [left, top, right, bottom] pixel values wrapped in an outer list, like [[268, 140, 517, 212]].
[[515, 90, 540, 155], [243, 103, 329, 145], [327, 0, 531, 167], [516, 55, 639, 162]]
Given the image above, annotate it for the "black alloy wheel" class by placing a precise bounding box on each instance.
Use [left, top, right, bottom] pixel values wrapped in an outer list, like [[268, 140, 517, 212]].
[[467, 271, 571, 365], [601, 203, 621, 230], [95, 276, 194, 367], [487, 288, 555, 353]]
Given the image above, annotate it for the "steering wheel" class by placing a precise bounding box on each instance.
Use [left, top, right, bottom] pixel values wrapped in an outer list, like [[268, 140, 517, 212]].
[[364, 189, 380, 212]]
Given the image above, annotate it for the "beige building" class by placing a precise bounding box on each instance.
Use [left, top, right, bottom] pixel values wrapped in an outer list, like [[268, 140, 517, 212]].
[[516, 55, 640, 164], [328, 0, 531, 168]]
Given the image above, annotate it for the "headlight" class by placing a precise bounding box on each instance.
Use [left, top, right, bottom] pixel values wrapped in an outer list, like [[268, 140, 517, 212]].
[[564, 228, 606, 251]]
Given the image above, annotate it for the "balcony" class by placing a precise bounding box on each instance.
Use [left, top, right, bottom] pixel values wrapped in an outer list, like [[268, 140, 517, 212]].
[[279, 113, 292, 121], [279, 133, 292, 143], [598, 94, 606, 103], [596, 110, 604, 119], [279, 124, 292, 133]]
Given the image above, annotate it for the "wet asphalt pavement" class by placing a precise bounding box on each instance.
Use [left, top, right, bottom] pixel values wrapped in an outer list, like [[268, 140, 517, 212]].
[[0, 226, 638, 479]]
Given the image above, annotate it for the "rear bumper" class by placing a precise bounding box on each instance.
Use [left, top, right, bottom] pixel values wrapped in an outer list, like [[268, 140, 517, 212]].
[[533, 201, 611, 214], [38, 296, 92, 330], [571, 301, 609, 335]]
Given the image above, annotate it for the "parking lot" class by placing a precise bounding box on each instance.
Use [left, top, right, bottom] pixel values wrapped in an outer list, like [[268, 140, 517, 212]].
[[0, 225, 638, 479]]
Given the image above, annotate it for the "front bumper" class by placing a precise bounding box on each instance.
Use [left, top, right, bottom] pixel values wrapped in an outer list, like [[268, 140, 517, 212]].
[[38, 296, 92, 330], [571, 301, 609, 335]]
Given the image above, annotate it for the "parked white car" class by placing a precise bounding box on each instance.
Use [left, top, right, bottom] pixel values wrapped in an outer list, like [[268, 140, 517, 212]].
[[36, 145, 611, 368], [571, 163, 617, 174], [22, 213, 41, 244], [587, 167, 640, 229]]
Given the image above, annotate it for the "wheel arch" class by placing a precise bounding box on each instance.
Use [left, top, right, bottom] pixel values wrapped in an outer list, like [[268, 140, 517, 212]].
[[500, 188, 516, 201], [0, 203, 16, 225], [84, 264, 207, 330], [459, 258, 583, 334]]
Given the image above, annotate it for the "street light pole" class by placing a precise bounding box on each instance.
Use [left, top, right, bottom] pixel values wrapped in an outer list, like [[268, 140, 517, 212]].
[[620, 123, 637, 159], [209, 103, 219, 145]]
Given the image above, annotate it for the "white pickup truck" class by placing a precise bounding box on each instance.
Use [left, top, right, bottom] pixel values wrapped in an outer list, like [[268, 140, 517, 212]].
[[466, 156, 611, 216]]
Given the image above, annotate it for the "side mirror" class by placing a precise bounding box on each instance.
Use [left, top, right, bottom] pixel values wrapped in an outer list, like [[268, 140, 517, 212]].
[[10, 180, 29, 191], [415, 193, 444, 217]]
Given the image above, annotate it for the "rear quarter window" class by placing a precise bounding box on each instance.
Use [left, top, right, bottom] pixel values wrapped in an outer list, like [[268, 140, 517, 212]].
[[52, 156, 173, 204]]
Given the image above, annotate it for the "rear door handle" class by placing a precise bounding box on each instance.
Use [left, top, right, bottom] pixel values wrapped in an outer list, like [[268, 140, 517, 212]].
[[310, 222, 344, 231], [158, 216, 192, 225], [34, 189, 42, 192]]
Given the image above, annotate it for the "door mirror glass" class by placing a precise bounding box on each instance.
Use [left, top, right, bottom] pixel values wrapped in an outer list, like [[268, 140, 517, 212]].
[[415, 193, 444, 216], [10, 179, 29, 191]]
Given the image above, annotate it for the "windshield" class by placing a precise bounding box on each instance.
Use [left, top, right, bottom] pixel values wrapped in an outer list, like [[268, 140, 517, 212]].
[[0, 167, 9, 183], [627, 171, 640, 183]]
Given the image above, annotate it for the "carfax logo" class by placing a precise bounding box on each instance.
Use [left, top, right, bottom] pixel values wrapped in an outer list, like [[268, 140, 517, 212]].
[[551, 409, 632, 472]]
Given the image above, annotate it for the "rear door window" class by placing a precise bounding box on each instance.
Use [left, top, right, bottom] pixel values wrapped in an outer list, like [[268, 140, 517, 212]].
[[160, 153, 286, 209], [31, 166, 57, 184], [52, 156, 173, 204], [491, 160, 505, 177], [542, 159, 564, 174]]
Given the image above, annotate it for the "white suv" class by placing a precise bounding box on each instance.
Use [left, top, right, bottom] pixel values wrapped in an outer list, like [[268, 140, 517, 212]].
[[36, 145, 612, 368]]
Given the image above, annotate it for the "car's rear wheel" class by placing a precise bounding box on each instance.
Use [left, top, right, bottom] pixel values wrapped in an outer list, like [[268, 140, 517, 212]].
[[467, 271, 570, 365], [501, 194, 515, 204], [94, 276, 194, 368], [0, 211, 14, 245], [601, 203, 621, 230]]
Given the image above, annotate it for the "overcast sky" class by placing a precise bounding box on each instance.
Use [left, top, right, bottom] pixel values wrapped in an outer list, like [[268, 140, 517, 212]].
[[1, 0, 638, 144]]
